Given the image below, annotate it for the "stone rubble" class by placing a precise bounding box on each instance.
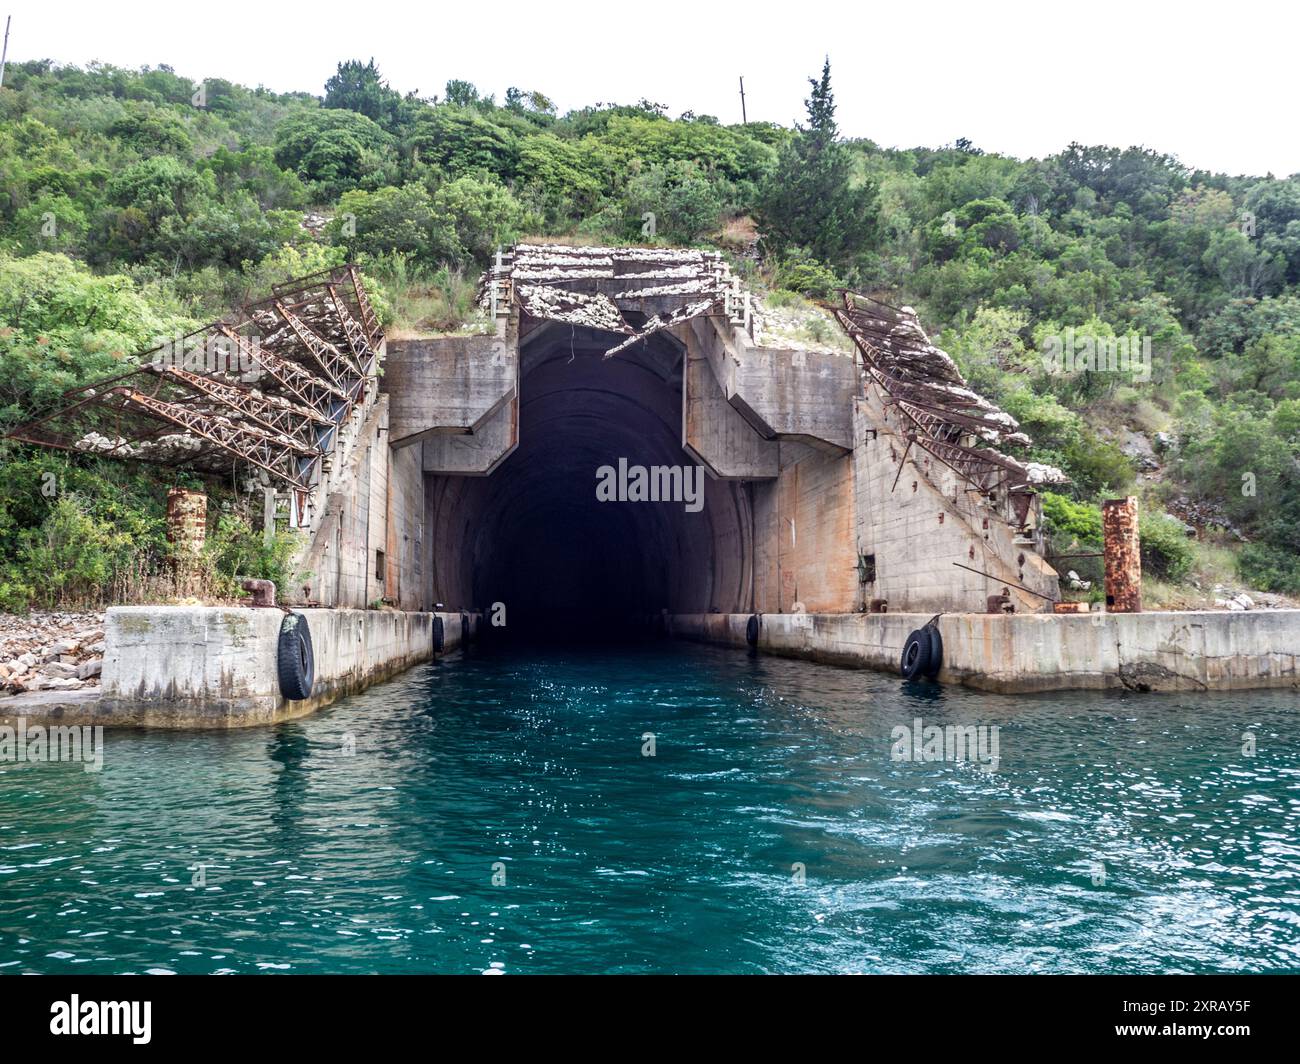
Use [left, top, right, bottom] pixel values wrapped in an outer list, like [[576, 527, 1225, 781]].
[[0, 611, 106, 696]]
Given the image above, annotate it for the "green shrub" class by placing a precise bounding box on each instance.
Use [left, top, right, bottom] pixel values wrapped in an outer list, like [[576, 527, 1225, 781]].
[[1040, 491, 1102, 544], [17, 497, 137, 608], [1061, 436, 1135, 496], [1139, 511, 1195, 581], [1237, 543, 1300, 595], [772, 250, 840, 298], [0, 575, 35, 614], [207, 513, 303, 596], [623, 160, 725, 244]]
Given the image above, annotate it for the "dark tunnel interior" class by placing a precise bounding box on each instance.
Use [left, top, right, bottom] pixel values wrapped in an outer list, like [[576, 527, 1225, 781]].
[[424, 323, 754, 639]]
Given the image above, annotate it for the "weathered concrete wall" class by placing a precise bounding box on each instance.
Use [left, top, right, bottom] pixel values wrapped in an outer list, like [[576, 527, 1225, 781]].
[[851, 392, 1058, 615], [297, 395, 425, 610], [383, 320, 517, 449], [420, 395, 518, 475], [678, 315, 855, 453], [385, 438, 427, 609], [670, 610, 1300, 693], [0, 606, 472, 728], [751, 442, 858, 614], [682, 336, 778, 479]]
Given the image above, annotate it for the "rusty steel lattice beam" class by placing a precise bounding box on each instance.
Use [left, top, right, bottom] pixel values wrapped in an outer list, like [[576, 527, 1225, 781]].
[[348, 264, 382, 343], [273, 300, 363, 387], [327, 283, 368, 366], [110, 387, 318, 489], [215, 324, 351, 418], [835, 293, 1064, 494], [148, 364, 331, 447], [912, 436, 1026, 495], [4, 265, 380, 494]]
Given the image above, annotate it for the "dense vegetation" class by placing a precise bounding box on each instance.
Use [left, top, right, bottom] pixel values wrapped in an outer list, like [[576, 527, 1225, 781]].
[[0, 56, 1296, 608]]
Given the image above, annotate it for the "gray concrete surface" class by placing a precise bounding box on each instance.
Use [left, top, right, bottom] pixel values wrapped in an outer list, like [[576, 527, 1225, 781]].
[[0, 606, 474, 728], [670, 610, 1300, 693]]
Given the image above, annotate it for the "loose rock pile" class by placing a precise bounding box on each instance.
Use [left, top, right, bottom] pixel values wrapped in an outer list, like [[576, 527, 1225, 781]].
[[0, 612, 106, 695]]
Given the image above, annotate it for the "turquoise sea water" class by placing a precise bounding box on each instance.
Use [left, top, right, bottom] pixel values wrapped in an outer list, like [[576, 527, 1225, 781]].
[[1, 643, 1297, 974]]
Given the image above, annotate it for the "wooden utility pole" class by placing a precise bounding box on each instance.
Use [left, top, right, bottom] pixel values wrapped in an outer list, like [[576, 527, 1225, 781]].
[[738, 76, 747, 124], [0, 18, 11, 90]]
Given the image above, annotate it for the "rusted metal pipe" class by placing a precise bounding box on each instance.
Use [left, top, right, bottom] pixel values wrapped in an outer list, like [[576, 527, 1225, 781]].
[[951, 561, 1055, 601], [166, 488, 207, 555], [1102, 496, 1142, 613]]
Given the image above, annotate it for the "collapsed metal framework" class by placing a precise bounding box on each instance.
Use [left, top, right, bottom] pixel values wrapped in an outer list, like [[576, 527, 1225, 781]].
[[5, 265, 383, 497], [833, 291, 1067, 504], [481, 243, 755, 356]]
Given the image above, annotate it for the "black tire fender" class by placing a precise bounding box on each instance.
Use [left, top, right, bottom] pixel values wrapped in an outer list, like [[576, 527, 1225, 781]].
[[745, 613, 761, 647], [900, 628, 932, 680], [433, 615, 445, 654], [923, 623, 943, 679], [277, 612, 315, 701]]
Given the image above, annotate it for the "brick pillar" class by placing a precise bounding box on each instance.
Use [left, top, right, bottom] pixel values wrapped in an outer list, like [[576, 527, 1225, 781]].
[[1102, 496, 1141, 613]]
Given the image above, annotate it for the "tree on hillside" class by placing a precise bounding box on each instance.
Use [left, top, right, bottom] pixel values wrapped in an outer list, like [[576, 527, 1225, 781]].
[[757, 59, 876, 266], [273, 109, 398, 198], [324, 59, 405, 130], [444, 80, 484, 108]]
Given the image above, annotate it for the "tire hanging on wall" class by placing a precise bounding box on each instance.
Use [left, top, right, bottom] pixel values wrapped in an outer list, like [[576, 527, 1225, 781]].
[[899, 628, 932, 680], [460, 611, 470, 645], [277, 612, 315, 701], [746, 613, 761, 647], [922, 623, 943, 679], [433, 615, 445, 654]]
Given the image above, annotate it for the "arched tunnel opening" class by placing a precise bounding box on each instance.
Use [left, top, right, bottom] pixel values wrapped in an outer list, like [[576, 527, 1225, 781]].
[[424, 323, 755, 641]]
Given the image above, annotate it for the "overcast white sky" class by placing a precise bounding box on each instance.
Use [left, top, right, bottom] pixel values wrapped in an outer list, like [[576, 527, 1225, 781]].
[[6, 0, 1296, 177]]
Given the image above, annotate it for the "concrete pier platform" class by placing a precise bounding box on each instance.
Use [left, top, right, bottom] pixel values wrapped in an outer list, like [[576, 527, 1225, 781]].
[[669, 610, 1300, 693], [0, 606, 474, 728]]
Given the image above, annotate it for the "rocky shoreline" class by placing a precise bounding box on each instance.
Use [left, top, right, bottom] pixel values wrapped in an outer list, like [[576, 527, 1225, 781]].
[[0, 612, 106, 696]]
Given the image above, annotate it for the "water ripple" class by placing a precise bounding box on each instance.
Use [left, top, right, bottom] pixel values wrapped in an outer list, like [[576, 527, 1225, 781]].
[[0, 644, 1297, 973]]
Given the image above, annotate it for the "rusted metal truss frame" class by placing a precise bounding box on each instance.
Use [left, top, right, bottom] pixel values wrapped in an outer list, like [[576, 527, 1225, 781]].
[[892, 396, 1020, 443], [261, 264, 383, 349], [4, 389, 145, 457], [252, 274, 378, 417], [146, 364, 331, 448], [34, 360, 332, 451], [348, 264, 382, 343], [273, 300, 364, 388], [4, 265, 379, 493], [109, 387, 318, 489], [8, 384, 316, 488], [835, 296, 1034, 493], [214, 324, 351, 420], [327, 282, 374, 373], [913, 436, 1024, 495]]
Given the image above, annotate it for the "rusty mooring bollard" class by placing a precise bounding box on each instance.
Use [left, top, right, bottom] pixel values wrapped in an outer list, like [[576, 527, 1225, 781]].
[[241, 579, 277, 607], [1102, 496, 1142, 613]]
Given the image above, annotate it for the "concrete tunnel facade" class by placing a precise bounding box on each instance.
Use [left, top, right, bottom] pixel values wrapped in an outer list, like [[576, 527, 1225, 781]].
[[18, 248, 1300, 726], [300, 244, 1066, 631], [422, 324, 754, 629]]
